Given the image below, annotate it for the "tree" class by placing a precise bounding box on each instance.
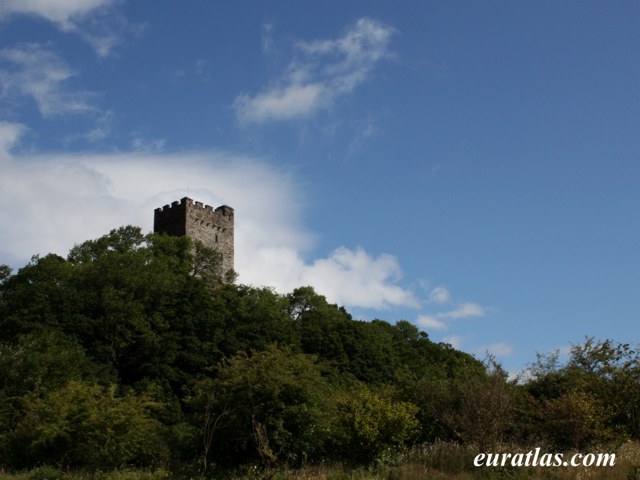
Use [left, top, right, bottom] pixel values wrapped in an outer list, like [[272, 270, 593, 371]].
[[0, 264, 11, 284], [567, 338, 640, 439], [0, 330, 107, 398], [540, 389, 615, 449], [523, 337, 640, 447], [445, 358, 514, 448], [331, 385, 420, 462], [0, 254, 76, 339], [2, 381, 169, 469], [191, 346, 332, 466]]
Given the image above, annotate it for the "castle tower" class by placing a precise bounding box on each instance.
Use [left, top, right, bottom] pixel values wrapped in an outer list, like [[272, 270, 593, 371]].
[[154, 197, 234, 275]]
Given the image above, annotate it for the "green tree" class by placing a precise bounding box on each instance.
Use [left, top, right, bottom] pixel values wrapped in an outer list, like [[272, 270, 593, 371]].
[[523, 337, 640, 447], [0, 254, 76, 339], [540, 389, 615, 449], [217, 284, 297, 356], [0, 264, 11, 284], [3, 381, 169, 469], [444, 359, 514, 448], [191, 346, 331, 467], [0, 330, 108, 398], [567, 338, 640, 439], [0, 227, 233, 396], [331, 385, 420, 462]]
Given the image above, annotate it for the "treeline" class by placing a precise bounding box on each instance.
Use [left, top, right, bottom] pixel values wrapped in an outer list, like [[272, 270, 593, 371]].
[[0, 227, 638, 475]]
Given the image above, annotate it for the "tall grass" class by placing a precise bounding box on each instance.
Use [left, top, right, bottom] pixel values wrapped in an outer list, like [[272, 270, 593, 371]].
[[1, 441, 638, 480]]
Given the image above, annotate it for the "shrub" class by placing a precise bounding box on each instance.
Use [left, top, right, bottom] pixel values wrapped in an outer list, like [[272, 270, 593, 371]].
[[5, 381, 169, 469], [331, 386, 420, 462], [28, 466, 65, 480], [191, 346, 332, 468]]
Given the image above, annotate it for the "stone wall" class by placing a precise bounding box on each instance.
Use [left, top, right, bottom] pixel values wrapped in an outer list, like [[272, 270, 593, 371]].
[[154, 197, 234, 275]]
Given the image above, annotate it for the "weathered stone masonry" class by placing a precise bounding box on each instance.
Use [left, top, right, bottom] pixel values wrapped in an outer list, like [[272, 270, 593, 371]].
[[154, 197, 234, 275]]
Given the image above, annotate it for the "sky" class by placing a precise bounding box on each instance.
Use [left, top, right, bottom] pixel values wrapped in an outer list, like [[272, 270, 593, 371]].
[[0, 0, 638, 375]]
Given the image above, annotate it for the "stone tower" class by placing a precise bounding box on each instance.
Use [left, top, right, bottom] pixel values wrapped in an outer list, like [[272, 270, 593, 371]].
[[153, 197, 234, 275]]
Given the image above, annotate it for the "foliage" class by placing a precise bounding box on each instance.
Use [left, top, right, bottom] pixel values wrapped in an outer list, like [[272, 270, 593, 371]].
[[0, 226, 638, 474], [27, 466, 66, 480], [444, 358, 515, 448], [540, 389, 615, 449], [2, 381, 169, 469], [331, 385, 420, 462], [0, 330, 107, 398], [524, 337, 640, 448], [190, 346, 331, 467], [567, 338, 640, 439], [0, 264, 11, 284]]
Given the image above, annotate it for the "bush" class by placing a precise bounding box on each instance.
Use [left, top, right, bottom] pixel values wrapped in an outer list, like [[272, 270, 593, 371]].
[[331, 386, 420, 462], [28, 466, 65, 480], [191, 346, 332, 468], [5, 381, 170, 469]]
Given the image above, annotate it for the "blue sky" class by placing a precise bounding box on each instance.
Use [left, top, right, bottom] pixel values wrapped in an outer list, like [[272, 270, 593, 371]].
[[1, 1, 638, 374]]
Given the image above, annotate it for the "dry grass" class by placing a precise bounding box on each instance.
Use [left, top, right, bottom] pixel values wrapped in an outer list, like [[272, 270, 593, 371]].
[[242, 441, 640, 480], [1, 442, 638, 480]]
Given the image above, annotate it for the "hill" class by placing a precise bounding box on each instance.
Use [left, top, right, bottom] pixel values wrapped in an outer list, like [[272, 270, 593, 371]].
[[0, 227, 638, 477]]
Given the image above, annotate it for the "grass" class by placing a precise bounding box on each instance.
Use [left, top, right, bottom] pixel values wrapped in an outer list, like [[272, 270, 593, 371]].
[[1, 441, 639, 480]]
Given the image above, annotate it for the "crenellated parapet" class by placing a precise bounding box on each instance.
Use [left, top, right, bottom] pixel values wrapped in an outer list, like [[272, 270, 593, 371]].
[[153, 196, 234, 276]]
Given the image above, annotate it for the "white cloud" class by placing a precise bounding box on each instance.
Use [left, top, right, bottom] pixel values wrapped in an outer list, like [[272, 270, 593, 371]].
[[427, 285, 451, 304], [234, 17, 395, 123], [234, 84, 324, 122], [0, 0, 129, 57], [438, 302, 486, 320], [0, 121, 25, 155], [130, 136, 166, 153], [0, 44, 96, 117], [416, 301, 486, 331], [0, 0, 116, 29], [261, 21, 275, 53], [0, 122, 417, 311], [477, 342, 515, 358], [443, 335, 464, 349], [195, 59, 210, 81], [81, 30, 121, 58], [298, 247, 418, 310], [416, 314, 447, 331]]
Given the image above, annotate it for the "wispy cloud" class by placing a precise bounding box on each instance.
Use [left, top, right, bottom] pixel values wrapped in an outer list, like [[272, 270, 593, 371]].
[[195, 59, 210, 81], [0, 43, 97, 117], [0, 121, 24, 156], [261, 21, 276, 54], [0, 122, 416, 311], [443, 335, 465, 349], [416, 314, 447, 331], [130, 135, 166, 153], [234, 17, 395, 123], [477, 341, 515, 358], [427, 285, 451, 304], [417, 299, 487, 332], [0, 0, 116, 29], [438, 302, 486, 320], [0, 0, 135, 57]]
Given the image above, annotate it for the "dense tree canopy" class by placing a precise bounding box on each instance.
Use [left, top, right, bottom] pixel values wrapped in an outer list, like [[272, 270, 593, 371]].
[[0, 226, 637, 474]]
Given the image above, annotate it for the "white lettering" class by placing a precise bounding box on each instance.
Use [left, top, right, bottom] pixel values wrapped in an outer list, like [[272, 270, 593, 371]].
[[597, 453, 615, 466], [473, 449, 615, 468], [511, 453, 524, 467], [473, 453, 486, 467]]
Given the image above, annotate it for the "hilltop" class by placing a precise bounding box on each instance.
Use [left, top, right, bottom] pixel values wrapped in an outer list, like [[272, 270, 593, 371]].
[[0, 227, 638, 478]]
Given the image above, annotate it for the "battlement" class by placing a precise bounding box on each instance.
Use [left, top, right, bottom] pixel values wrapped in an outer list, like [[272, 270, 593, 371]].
[[153, 196, 234, 276], [155, 197, 234, 218]]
